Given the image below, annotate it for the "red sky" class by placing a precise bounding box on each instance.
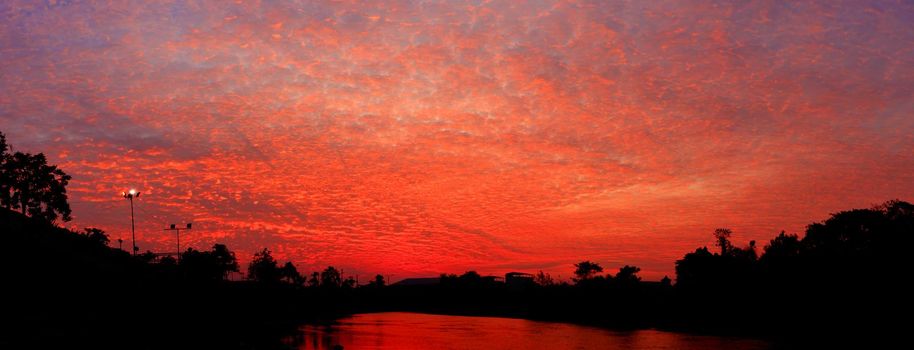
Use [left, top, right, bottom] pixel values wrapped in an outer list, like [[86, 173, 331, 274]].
[[2, 1, 913, 281]]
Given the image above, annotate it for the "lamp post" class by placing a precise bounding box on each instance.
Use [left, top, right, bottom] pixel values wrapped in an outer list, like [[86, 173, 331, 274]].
[[122, 189, 140, 256], [164, 223, 192, 256]]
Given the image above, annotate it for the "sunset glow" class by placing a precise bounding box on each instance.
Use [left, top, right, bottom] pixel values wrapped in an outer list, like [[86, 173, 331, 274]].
[[2, 1, 913, 280]]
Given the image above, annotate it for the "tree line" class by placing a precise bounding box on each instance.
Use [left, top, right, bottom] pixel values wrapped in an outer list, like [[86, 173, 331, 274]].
[[72, 225, 381, 290], [3, 128, 909, 338]]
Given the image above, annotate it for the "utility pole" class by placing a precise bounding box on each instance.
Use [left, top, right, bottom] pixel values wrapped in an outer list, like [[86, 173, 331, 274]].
[[122, 189, 140, 256], [164, 223, 192, 256]]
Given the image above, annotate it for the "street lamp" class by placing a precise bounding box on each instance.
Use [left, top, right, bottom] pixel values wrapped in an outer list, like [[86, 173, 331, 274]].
[[122, 189, 140, 256], [164, 223, 192, 256]]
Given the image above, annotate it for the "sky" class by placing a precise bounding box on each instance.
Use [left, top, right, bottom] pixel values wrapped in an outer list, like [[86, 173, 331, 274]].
[[2, 0, 913, 281]]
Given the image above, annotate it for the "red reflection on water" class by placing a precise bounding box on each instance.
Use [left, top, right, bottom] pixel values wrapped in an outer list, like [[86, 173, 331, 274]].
[[288, 312, 772, 350]]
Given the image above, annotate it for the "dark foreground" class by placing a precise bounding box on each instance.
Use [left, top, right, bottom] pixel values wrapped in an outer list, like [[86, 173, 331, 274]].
[[2, 199, 910, 349]]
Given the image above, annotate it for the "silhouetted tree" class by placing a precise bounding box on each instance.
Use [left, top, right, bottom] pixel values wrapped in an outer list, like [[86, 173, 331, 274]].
[[0, 131, 7, 157], [533, 270, 555, 286], [675, 246, 714, 288], [714, 228, 733, 256], [0, 131, 10, 208], [180, 246, 238, 281], [210, 244, 239, 280], [760, 232, 801, 265], [672, 202, 914, 334], [573, 261, 604, 284], [786, 199, 914, 285], [280, 261, 304, 285], [307, 271, 320, 287], [882, 199, 914, 222], [320, 266, 342, 288], [460, 270, 481, 282], [138, 250, 157, 263], [342, 276, 356, 289], [159, 255, 177, 267], [0, 139, 71, 222], [248, 248, 280, 283], [676, 227, 761, 290], [614, 265, 641, 285], [81, 227, 109, 246], [368, 274, 386, 287], [734, 240, 759, 263]]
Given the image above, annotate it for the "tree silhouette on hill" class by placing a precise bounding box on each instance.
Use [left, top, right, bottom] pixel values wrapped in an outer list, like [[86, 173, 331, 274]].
[[81, 227, 110, 246], [677, 200, 914, 291], [672, 200, 914, 334], [0, 131, 72, 223]]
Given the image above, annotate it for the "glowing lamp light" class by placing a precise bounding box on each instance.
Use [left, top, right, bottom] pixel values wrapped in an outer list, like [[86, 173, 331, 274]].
[[122, 188, 141, 256]]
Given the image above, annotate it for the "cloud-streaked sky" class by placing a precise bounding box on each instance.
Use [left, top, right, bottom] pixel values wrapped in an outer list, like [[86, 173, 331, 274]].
[[2, 0, 913, 280]]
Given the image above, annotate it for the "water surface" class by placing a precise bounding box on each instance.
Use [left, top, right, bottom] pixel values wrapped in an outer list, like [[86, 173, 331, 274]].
[[288, 312, 775, 350]]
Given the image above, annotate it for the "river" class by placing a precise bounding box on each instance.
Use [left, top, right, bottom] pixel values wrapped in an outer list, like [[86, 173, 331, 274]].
[[284, 312, 777, 350]]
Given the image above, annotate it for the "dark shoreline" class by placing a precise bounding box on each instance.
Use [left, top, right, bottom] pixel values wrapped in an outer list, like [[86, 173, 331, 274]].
[[3, 199, 908, 349]]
